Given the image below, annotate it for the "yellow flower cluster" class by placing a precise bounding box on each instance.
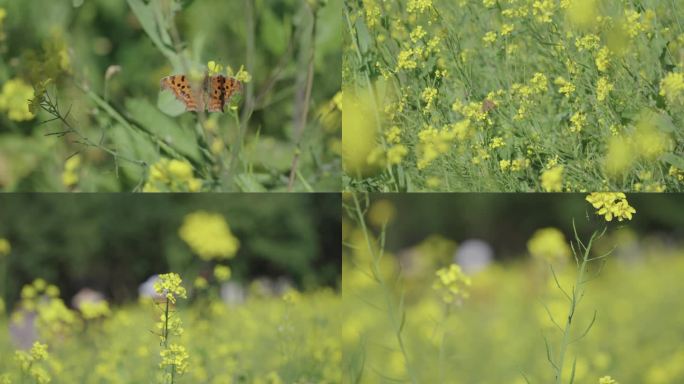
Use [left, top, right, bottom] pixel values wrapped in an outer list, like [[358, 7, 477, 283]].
[[143, 158, 202, 192], [541, 165, 564, 192], [527, 227, 571, 262], [596, 77, 614, 102], [213, 264, 232, 282], [570, 111, 586, 133], [499, 158, 529, 172], [554, 77, 575, 97], [178, 211, 240, 260], [0, 78, 35, 121], [407, 0, 432, 14], [79, 301, 111, 320], [599, 375, 618, 384], [595, 47, 611, 72], [62, 154, 82, 188], [0, 237, 10, 257], [575, 34, 601, 51], [421, 86, 438, 110], [532, 0, 555, 23], [153, 273, 188, 304], [416, 125, 456, 169], [659, 72, 684, 106], [432, 264, 471, 304], [14, 342, 51, 384], [160, 343, 190, 375], [586, 192, 636, 222], [362, 0, 382, 28]]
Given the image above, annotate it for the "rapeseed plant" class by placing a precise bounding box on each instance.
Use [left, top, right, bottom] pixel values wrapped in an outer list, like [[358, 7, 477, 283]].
[[344, 0, 684, 191], [153, 273, 188, 383], [541, 194, 636, 384]]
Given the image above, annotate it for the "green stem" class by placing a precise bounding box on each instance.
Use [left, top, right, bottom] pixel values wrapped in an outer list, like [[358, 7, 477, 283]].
[[555, 232, 597, 384], [351, 193, 418, 384]]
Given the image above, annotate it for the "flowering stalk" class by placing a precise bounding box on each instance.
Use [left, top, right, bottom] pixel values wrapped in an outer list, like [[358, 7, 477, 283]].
[[350, 193, 418, 384], [543, 224, 611, 384], [432, 264, 470, 383], [153, 273, 189, 384]]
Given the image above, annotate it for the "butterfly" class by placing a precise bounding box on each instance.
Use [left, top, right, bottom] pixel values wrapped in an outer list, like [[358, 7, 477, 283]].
[[160, 74, 242, 113]]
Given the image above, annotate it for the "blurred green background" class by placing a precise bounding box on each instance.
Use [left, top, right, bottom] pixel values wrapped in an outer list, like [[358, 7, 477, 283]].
[[0, 0, 341, 191], [0, 193, 341, 309], [372, 193, 684, 259]]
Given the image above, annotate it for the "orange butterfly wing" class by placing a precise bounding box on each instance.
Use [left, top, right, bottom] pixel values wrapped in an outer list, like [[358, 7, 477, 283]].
[[207, 75, 242, 113], [160, 75, 200, 112]]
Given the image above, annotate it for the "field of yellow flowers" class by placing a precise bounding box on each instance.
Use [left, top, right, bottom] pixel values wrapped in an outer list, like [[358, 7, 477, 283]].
[[343, 193, 684, 383], [343, 0, 684, 192], [0, 194, 341, 383], [0, 278, 341, 383]]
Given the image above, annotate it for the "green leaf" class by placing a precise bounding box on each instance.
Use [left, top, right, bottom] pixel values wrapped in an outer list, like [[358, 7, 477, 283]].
[[259, 8, 288, 56], [656, 112, 676, 133], [109, 123, 159, 182], [662, 153, 684, 169], [157, 89, 187, 117], [234, 174, 268, 192], [72, 0, 84, 8], [126, 0, 182, 70], [125, 98, 202, 163]]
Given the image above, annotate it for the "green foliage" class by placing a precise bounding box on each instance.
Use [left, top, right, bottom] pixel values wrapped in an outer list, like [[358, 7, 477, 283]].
[[0, 193, 341, 307], [0, 0, 342, 191]]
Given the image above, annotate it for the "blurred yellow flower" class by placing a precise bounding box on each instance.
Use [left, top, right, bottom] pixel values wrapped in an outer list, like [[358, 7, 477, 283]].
[[599, 376, 618, 384], [0, 238, 10, 257], [541, 165, 564, 192], [143, 158, 202, 192], [194, 276, 208, 289], [79, 301, 111, 320], [566, 0, 598, 29], [527, 227, 571, 262], [604, 136, 633, 176], [432, 264, 471, 304], [213, 265, 232, 282], [0, 78, 35, 121], [659, 72, 684, 106], [343, 87, 381, 177], [586, 192, 636, 222], [407, 0, 432, 13], [62, 154, 82, 188], [207, 60, 223, 75], [179, 211, 240, 260], [596, 77, 613, 102], [368, 199, 396, 227]]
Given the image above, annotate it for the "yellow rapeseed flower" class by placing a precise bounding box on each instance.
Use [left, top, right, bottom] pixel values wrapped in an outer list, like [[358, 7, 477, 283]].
[[213, 265, 232, 282], [599, 376, 618, 384], [527, 227, 571, 262], [596, 77, 614, 102], [153, 273, 187, 303], [659, 72, 684, 106], [541, 166, 564, 192], [0, 238, 10, 257], [0, 78, 35, 121], [432, 264, 471, 305], [179, 211, 240, 260], [586, 192, 636, 222], [160, 343, 189, 375]]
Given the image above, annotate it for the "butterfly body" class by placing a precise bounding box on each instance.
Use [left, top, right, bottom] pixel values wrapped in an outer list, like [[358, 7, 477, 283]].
[[160, 74, 242, 113]]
